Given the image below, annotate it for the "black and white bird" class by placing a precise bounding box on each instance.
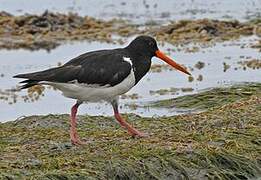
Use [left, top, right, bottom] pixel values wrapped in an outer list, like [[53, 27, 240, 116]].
[[14, 36, 191, 145]]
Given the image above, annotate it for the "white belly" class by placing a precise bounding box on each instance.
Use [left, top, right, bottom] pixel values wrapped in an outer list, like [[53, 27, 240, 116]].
[[42, 69, 136, 102]]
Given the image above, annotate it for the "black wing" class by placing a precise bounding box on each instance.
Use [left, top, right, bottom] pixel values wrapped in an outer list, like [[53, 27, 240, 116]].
[[14, 49, 132, 89]]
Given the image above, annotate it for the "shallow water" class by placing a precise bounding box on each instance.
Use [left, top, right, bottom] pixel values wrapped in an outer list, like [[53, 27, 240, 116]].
[[1, 36, 260, 122], [1, 0, 261, 23]]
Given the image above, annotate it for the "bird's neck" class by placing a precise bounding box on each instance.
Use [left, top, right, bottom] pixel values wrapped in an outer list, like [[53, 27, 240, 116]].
[[124, 47, 152, 84], [131, 55, 152, 85]]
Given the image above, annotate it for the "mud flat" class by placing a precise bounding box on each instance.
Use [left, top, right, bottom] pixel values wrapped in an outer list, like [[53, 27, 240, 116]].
[[1, 83, 260, 179]]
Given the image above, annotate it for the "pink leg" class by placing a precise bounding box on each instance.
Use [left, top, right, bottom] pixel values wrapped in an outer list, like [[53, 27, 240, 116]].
[[112, 99, 146, 137], [70, 101, 84, 145], [114, 112, 146, 137]]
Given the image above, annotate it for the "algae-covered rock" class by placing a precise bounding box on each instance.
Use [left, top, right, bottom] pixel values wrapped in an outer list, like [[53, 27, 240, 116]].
[[0, 84, 261, 179]]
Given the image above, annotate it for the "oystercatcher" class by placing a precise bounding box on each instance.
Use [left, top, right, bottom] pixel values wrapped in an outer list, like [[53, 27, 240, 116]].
[[14, 36, 191, 145]]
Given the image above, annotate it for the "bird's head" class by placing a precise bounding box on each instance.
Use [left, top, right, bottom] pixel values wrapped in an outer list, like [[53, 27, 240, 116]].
[[126, 35, 191, 75]]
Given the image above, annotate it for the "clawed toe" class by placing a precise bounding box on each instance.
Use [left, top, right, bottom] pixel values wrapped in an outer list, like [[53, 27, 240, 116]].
[[71, 139, 87, 145], [129, 131, 149, 138]]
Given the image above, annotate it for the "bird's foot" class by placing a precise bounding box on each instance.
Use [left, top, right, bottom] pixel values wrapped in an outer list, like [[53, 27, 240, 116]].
[[71, 138, 86, 145], [127, 129, 148, 138], [113, 110, 148, 138], [131, 132, 148, 138], [70, 129, 86, 145]]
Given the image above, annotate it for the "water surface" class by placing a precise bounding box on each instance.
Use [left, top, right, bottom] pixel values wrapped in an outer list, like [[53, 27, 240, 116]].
[[0, 0, 261, 24]]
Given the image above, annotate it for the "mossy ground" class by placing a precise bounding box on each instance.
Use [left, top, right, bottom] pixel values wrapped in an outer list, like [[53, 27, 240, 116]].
[[0, 84, 261, 179]]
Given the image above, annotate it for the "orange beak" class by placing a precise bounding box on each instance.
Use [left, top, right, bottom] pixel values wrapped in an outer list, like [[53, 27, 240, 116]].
[[155, 50, 191, 75]]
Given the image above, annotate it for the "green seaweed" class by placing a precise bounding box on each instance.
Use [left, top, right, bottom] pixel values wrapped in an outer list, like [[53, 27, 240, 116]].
[[0, 83, 261, 179], [149, 83, 261, 110]]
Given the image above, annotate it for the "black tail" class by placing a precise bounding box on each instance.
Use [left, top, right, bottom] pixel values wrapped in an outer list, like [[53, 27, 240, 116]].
[[19, 79, 40, 89], [13, 73, 40, 89], [13, 66, 74, 89]]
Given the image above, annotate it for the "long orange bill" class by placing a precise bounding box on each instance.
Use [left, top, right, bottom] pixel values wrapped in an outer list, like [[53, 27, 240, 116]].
[[155, 50, 191, 75]]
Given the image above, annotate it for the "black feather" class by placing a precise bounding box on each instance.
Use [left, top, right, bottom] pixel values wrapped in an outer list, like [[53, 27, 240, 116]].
[[15, 79, 40, 89], [20, 82, 39, 89], [14, 49, 133, 87]]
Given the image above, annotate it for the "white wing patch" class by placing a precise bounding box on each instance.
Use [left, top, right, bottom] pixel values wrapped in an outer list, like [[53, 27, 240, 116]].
[[123, 57, 132, 66]]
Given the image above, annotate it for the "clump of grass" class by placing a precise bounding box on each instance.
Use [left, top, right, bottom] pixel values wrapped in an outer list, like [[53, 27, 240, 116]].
[[105, 151, 260, 180]]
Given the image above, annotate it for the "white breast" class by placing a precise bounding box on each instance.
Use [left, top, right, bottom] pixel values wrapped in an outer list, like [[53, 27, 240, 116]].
[[42, 69, 136, 102]]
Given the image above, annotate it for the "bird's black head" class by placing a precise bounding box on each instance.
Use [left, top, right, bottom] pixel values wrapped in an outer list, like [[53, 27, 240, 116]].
[[126, 35, 191, 76], [126, 35, 159, 58]]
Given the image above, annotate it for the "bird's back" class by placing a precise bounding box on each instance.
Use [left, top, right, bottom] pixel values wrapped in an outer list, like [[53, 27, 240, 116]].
[[14, 48, 133, 89]]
